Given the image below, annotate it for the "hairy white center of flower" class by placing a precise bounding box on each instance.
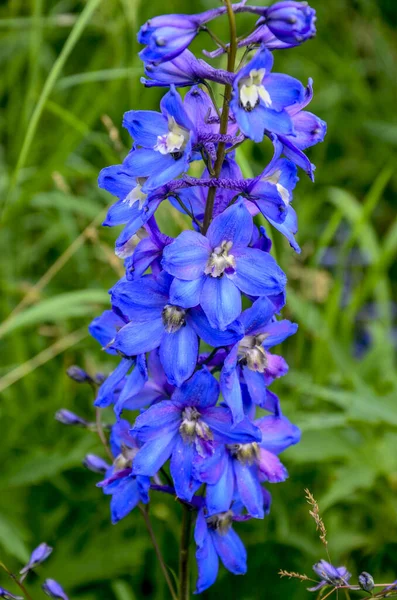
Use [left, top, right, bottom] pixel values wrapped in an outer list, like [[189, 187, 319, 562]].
[[265, 170, 290, 205], [113, 444, 138, 471], [123, 182, 147, 209], [204, 240, 235, 278], [239, 68, 272, 111], [154, 116, 189, 156], [179, 406, 213, 442], [238, 334, 268, 372], [162, 304, 186, 333], [226, 442, 260, 465]]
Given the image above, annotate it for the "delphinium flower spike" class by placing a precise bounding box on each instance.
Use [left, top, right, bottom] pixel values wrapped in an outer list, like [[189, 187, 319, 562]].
[[63, 0, 327, 595]]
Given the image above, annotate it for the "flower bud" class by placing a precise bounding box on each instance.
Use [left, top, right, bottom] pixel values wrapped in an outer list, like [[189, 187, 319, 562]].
[[66, 365, 92, 383], [0, 588, 23, 600], [55, 409, 89, 427], [42, 580, 68, 600], [358, 572, 375, 592], [20, 543, 53, 577], [263, 1, 316, 45], [83, 454, 110, 474]]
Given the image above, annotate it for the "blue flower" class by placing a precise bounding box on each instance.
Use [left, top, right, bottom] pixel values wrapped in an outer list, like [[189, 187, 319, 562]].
[[196, 411, 300, 518], [277, 78, 327, 180], [218, 294, 296, 422], [138, 5, 238, 64], [260, 1, 316, 45], [131, 368, 261, 501], [309, 560, 351, 592], [97, 420, 150, 524], [162, 200, 286, 330], [194, 508, 247, 593], [122, 86, 196, 192], [0, 589, 22, 600], [231, 46, 305, 142], [83, 454, 111, 474]]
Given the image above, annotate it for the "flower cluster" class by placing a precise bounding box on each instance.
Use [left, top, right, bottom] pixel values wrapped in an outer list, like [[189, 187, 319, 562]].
[[86, 0, 325, 593]]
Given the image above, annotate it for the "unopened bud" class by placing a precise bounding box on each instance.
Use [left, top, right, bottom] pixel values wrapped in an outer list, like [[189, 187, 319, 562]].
[[66, 365, 92, 383], [358, 572, 375, 592], [83, 454, 110, 474], [42, 580, 69, 600], [55, 409, 89, 427]]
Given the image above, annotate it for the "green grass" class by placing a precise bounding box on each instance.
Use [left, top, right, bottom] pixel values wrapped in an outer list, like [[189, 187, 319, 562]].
[[0, 0, 397, 598]]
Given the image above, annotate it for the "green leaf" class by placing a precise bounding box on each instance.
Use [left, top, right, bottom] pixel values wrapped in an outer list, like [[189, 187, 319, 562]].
[[0, 514, 29, 562]]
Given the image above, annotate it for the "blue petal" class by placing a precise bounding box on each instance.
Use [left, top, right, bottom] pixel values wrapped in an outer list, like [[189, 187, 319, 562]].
[[114, 354, 148, 417], [264, 73, 305, 111], [240, 297, 277, 336], [202, 407, 261, 444], [232, 248, 286, 296], [188, 307, 244, 347], [200, 276, 241, 331], [110, 476, 141, 523], [124, 148, 172, 178], [234, 461, 264, 519], [160, 86, 195, 133], [128, 237, 162, 280], [257, 448, 288, 483], [111, 275, 168, 320], [122, 110, 167, 147], [132, 400, 181, 442], [290, 110, 327, 150], [205, 456, 234, 516], [220, 344, 244, 424], [95, 358, 133, 408], [143, 150, 191, 192], [132, 429, 178, 476], [206, 201, 253, 249], [170, 437, 201, 501], [114, 199, 160, 252], [162, 231, 209, 279], [194, 444, 228, 485], [194, 512, 219, 594], [98, 165, 136, 201], [172, 367, 219, 409], [256, 415, 301, 454], [261, 319, 298, 348], [89, 310, 125, 355], [242, 367, 268, 408], [110, 418, 137, 456], [159, 324, 198, 386], [212, 527, 247, 575], [103, 198, 138, 226], [267, 204, 301, 252], [169, 277, 204, 308], [278, 134, 315, 180], [112, 317, 164, 356]]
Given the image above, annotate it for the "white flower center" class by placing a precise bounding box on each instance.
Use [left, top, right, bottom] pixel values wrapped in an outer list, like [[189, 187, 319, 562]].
[[204, 240, 235, 278], [238, 334, 268, 372], [265, 169, 290, 205], [154, 116, 190, 156], [123, 182, 147, 209], [239, 68, 272, 111], [179, 407, 213, 443], [226, 442, 260, 464]]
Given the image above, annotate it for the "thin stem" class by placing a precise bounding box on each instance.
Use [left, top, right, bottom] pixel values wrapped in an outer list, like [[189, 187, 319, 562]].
[[202, 82, 221, 120], [0, 562, 33, 600], [202, 25, 227, 50], [95, 407, 113, 461], [202, 0, 237, 234], [179, 504, 193, 600], [138, 505, 178, 600]]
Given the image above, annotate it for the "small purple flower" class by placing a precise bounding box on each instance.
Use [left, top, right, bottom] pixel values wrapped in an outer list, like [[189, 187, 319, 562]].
[[66, 365, 92, 383], [0, 588, 23, 600], [20, 543, 53, 578], [83, 454, 111, 474], [260, 1, 316, 45], [42, 580, 69, 600], [194, 508, 247, 593], [131, 368, 261, 501], [162, 200, 286, 330], [97, 420, 150, 524], [309, 560, 351, 592], [231, 45, 305, 143], [55, 409, 89, 427]]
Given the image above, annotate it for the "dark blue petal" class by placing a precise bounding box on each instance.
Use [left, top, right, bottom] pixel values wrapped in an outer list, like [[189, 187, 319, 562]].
[[188, 307, 244, 347], [234, 461, 264, 519], [95, 358, 133, 408], [110, 476, 142, 523], [212, 527, 247, 575], [89, 310, 125, 355], [202, 407, 261, 444], [267, 205, 301, 252], [131, 400, 181, 442], [159, 324, 198, 386], [169, 277, 204, 308], [242, 367, 268, 408], [256, 415, 301, 454], [162, 231, 209, 280], [264, 73, 305, 111], [172, 367, 219, 409], [132, 429, 179, 476], [240, 297, 277, 336], [257, 448, 288, 482], [200, 276, 241, 331], [205, 456, 234, 516], [232, 248, 286, 296], [114, 354, 148, 417], [170, 437, 201, 501], [207, 200, 253, 249], [261, 319, 298, 348], [220, 344, 244, 424], [194, 512, 219, 593], [122, 110, 167, 147], [112, 318, 164, 356], [111, 275, 168, 320], [160, 86, 195, 133]]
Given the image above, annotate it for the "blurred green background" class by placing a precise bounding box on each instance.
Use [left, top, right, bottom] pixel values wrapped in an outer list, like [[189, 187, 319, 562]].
[[1, 0, 397, 598]]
